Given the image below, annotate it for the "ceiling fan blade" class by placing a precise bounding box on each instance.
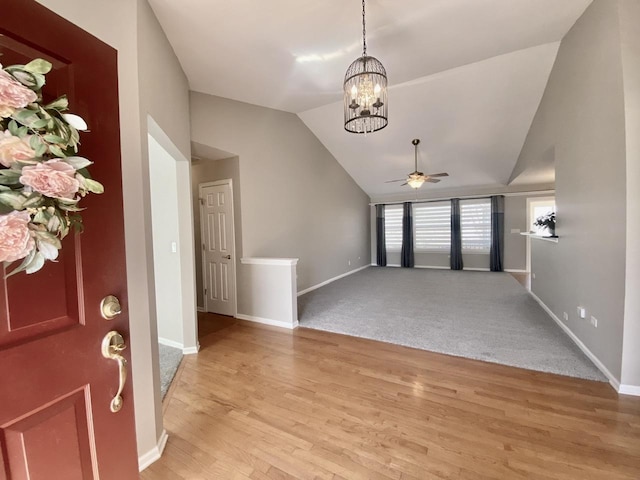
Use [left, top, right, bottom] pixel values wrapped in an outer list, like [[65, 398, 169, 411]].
[[385, 179, 406, 183], [426, 178, 441, 183], [423, 172, 449, 177]]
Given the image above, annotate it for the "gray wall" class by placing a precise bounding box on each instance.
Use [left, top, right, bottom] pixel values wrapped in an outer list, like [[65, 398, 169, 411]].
[[370, 192, 551, 271], [189, 93, 371, 297], [620, 0, 640, 387], [191, 156, 242, 309], [524, 0, 627, 380]]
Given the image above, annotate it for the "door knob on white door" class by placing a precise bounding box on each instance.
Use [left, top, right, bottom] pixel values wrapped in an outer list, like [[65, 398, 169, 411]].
[[223, 255, 231, 259]]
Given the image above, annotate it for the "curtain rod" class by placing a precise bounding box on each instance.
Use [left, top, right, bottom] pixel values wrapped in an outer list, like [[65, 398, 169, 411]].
[[369, 189, 555, 206]]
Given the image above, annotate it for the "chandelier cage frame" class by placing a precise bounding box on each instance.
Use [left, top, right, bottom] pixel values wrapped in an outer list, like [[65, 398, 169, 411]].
[[343, 0, 388, 134]]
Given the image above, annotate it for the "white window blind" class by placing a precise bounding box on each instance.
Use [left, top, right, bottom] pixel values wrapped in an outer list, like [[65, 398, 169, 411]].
[[384, 205, 403, 251], [414, 202, 451, 251], [460, 199, 491, 253]]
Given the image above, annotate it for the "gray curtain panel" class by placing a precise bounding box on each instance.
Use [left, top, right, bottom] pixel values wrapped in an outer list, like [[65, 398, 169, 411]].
[[450, 198, 463, 270], [490, 195, 505, 272], [376, 204, 387, 266], [401, 202, 414, 268]]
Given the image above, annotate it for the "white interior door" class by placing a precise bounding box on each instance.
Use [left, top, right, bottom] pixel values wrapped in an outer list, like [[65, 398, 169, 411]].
[[200, 181, 236, 316]]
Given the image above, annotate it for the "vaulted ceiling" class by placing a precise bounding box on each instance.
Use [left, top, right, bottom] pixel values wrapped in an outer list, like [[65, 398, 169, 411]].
[[148, 0, 592, 198]]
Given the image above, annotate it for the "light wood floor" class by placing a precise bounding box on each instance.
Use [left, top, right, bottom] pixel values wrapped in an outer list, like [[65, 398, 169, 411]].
[[142, 313, 640, 480]]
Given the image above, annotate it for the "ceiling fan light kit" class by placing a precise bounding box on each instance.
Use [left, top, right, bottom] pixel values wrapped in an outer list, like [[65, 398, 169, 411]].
[[385, 139, 449, 189], [343, 0, 388, 134]]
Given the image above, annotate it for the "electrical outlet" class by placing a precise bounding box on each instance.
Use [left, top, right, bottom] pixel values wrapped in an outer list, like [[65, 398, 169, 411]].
[[577, 306, 586, 319], [348, 260, 351, 266], [591, 316, 598, 328], [563, 312, 568, 321], [532, 273, 536, 279]]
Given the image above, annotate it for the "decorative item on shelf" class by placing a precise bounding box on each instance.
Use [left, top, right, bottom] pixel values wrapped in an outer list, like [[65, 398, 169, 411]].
[[343, 0, 388, 134], [0, 58, 103, 276], [384, 139, 449, 188], [534, 211, 556, 237]]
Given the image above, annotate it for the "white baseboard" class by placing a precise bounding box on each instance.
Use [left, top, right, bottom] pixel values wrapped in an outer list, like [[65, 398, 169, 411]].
[[158, 337, 183, 350], [183, 343, 200, 355], [236, 313, 298, 330], [619, 384, 640, 396], [528, 291, 629, 393], [159, 337, 199, 355], [196, 306, 205, 313], [505, 269, 528, 273], [138, 429, 168, 471], [297, 264, 370, 296]]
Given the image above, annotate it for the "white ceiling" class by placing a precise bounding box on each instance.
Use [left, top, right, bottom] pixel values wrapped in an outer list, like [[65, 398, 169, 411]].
[[148, 0, 592, 197]]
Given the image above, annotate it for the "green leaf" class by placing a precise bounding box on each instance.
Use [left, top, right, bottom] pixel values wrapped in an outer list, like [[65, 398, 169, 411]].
[[31, 73, 46, 91], [8, 120, 19, 136], [24, 59, 52, 75], [12, 109, 38, 125], [35, 143, 47, 158], [36, 239, 60, 261], [45, 95, 68, 111], [64, 156, 92, 170], [0, 203, 13, 215], [49, 145, 65, 158], [33, 210, 49, 224], [43, 134, 66, 144], [30, 118, 48, 129], [0, 170, 22, 186], [22, 193, 44, 209], [17, 126, 28, 138], [29, 135, 40, 150], [0, 191, 25, 209], [4, 248, 36, 278], [25, 251, 45, 274], [84, 178, 104, 194], [7, 69, 37, 88]]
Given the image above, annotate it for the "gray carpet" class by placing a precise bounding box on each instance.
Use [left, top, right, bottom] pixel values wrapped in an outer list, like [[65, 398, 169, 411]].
[[298, 267, 606, 381], [159, 344, 183, 399]]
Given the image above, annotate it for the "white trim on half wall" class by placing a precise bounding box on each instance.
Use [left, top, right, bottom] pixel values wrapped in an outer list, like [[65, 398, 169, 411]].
[[236, 313, 299, 330]]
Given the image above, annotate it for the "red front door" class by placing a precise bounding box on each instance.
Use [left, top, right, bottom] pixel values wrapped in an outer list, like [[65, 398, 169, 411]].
[[0, 2, 139, 479]]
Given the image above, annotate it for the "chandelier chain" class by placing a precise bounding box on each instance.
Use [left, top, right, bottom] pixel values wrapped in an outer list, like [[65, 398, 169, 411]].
[[362, 0, 367, 56]]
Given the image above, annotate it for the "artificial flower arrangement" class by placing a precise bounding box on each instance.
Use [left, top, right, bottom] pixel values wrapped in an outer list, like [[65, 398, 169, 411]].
[[534, 211, 556, 235], [0, 58, 103, 276]]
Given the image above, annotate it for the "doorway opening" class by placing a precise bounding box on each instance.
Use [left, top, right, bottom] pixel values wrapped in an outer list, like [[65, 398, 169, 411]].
[[190, 143, 242, 337], [147, 118, 198, 400]]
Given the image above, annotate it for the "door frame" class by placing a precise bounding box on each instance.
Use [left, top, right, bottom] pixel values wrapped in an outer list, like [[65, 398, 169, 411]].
[[199, 179, 238, 317]]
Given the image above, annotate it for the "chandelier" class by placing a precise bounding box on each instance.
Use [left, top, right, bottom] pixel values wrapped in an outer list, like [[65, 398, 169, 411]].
[[343, 0, 388, 134]]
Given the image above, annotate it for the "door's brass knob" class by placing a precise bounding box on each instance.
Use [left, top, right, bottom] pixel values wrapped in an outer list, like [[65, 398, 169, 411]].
[[100, 295, 122, 320], [102, 331, 127, 413]]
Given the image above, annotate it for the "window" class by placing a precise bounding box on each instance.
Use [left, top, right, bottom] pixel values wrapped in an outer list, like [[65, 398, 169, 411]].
[[460, 199, 491, 253], [384, 204, 403, 251], [414, 202, 451, 251]]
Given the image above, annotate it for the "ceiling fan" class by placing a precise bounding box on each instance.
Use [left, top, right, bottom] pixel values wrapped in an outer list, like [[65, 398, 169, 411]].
[[385, 139, 449, 189]]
